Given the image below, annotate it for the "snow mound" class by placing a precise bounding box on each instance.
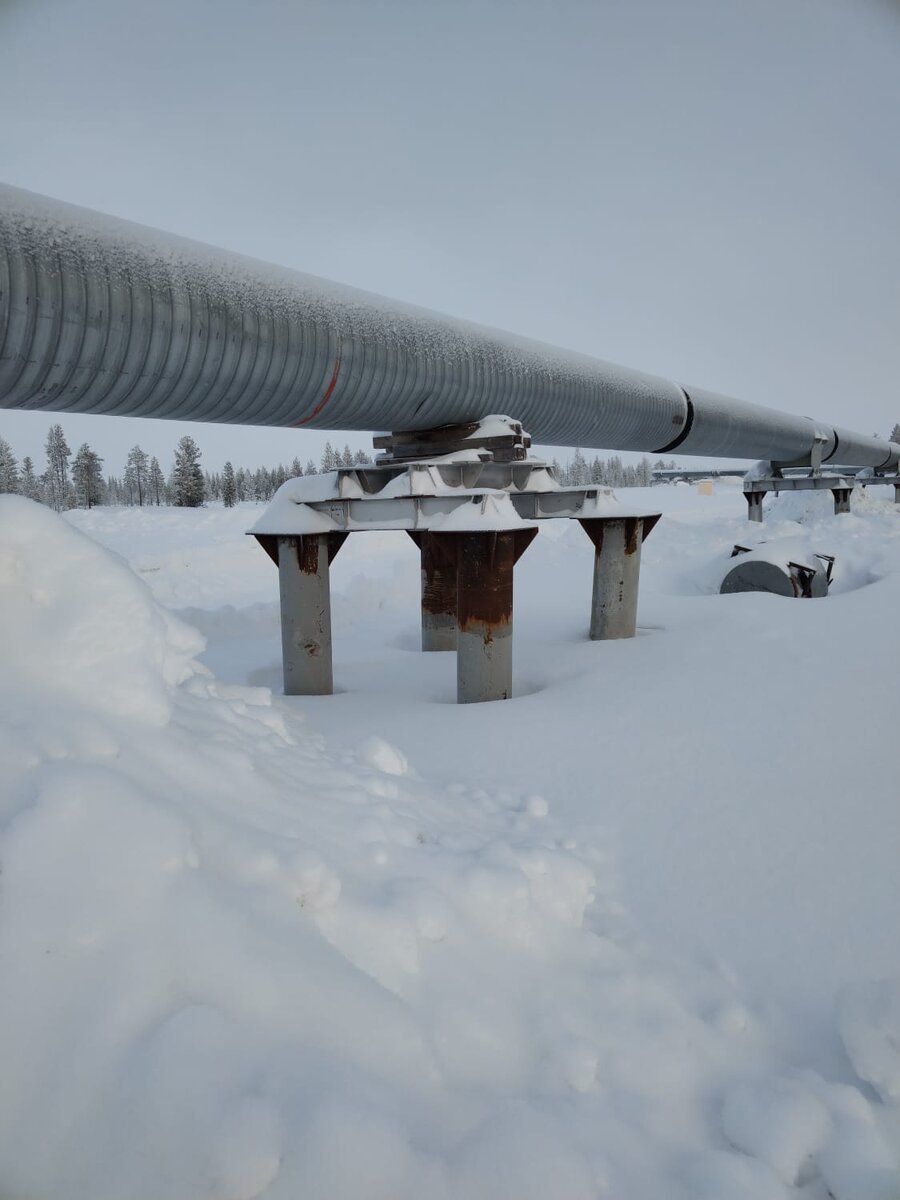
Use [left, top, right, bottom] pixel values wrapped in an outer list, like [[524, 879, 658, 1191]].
[[2, 500, 899, 1200], [0, 496, 204, 724], [839, 979, 900, 1103], [722, 1076, 831, 1184]]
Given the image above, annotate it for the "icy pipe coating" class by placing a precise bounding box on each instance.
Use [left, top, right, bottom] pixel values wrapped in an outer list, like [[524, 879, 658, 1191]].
[[1, 182, 896, 470]]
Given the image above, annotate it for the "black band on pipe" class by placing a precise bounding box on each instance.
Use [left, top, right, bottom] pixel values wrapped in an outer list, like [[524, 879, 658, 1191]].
[[653, 390, 695, 455], [822, 430, 840, 463]]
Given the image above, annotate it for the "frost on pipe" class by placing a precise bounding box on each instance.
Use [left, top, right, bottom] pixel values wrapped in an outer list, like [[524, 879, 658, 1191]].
[[1, 181, 898, 470]]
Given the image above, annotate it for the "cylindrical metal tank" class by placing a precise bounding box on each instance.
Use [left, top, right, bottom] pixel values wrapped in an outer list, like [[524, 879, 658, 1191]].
[[1, 182, 897, 470]]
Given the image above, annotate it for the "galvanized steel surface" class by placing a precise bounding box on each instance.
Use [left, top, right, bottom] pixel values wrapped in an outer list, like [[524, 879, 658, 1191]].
[[1, 182, 897, 470]]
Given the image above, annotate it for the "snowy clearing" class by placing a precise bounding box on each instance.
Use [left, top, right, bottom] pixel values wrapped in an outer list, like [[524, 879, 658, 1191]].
[[1, 482, 899, 1200]]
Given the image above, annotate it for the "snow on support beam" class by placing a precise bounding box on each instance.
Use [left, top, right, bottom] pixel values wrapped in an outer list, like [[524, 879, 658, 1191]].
[[2, 182, 900, 470]]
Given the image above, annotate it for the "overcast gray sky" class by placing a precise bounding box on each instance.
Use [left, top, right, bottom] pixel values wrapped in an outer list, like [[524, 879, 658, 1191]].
[[1, 0, 899, 473]]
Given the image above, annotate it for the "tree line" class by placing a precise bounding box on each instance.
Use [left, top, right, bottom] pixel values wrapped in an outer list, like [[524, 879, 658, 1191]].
[[552, 451, 666, 489], [10, 422, 892, 511], [0, 427, 373, 510]]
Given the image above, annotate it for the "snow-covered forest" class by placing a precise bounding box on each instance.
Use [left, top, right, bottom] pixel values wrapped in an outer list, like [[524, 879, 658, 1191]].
[[0, 424, 684, 510], [0, 426, 375, 510]]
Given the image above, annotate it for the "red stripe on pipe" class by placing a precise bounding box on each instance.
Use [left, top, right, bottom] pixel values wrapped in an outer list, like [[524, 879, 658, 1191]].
[[290, 342, 342, 427]]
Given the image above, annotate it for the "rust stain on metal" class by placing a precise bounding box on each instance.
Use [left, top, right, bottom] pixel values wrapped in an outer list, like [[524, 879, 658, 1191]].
[[577, 517, 605, 553], [327, 532, 349, 565], [296, 536, 321, 574], [408, 531, 458, 619], [455, 531, 515, 633], [254, 533, 279, 565], [641, 513, 661, 541], [624, 518, 640, 556], [419, 532, 458, 620]]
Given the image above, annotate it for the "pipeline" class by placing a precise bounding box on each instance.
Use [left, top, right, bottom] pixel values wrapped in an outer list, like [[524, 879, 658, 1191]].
[[1, 182, 897, 471]]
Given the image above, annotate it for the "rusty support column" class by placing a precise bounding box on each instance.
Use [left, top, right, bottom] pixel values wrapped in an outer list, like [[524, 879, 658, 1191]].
[[745, 490, 765, 522], [578, 515, 659, 641], [832, 487, 852, 515], [431, 528, 537, 703], [275, 533, 347, 695], [407, 531, 457, 651]]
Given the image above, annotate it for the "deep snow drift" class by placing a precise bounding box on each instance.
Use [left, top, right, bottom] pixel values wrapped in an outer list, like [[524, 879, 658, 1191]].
[[1, 485, 899, 1199]]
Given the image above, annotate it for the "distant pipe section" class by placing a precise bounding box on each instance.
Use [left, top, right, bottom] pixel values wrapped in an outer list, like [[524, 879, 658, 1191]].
[[1, 182, 897, 471]]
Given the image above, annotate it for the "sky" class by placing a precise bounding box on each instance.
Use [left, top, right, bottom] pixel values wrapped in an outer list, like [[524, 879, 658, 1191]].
[[1, 0, 899, 475]]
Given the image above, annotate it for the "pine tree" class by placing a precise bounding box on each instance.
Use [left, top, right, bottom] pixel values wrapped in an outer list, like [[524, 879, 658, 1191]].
[[149, 456, 165, 505], [321, 441, 336, 472], [126, 445, 149, 506], [353, 449, 371, 465], [123, 463, 137, 505], [890, 424, 900, 445], [172, 436, 205, 507], [290, 457, 303, 477], [341, 443, 354, 468], [106, 474, 122, 506], [222, 461, 237, 508], [20, 456, 42, 502], [72, 444, 105, 508], [0, 436, 20, 493], [44, 423, 72, 511], [305, 459, 318, 476]]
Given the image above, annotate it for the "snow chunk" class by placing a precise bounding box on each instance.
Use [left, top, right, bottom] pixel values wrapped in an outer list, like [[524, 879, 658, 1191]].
[[838, 978, 900, 1103], [359, 735, 409, 776], [721, 1076, 831, 1184], [0, 497, 203, 724], [250, 494, 340, 536], [428, 491, 536, 531], [680, 1149, 789, 1200]]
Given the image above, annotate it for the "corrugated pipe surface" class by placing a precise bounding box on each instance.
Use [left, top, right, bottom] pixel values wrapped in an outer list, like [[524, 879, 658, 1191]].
[[1, 183, 897, 470]]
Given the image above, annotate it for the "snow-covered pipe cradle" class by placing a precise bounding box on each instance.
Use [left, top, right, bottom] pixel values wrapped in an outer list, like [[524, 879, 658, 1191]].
[[1, 181, 897, 472]]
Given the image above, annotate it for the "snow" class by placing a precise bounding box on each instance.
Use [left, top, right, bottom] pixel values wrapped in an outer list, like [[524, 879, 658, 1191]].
[[839, 980, 900, 1104], [427, 492, 536, 531], [722, 1076, 832, 1184], [2, 481, 899, 1199]]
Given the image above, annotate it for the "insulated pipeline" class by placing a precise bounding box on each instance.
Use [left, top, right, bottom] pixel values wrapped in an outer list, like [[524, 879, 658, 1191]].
[[1, 183, 897, 471]]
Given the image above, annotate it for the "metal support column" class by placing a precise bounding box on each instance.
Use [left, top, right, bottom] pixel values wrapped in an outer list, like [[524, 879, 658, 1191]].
[[893, 483, 900, 506], [432, 528, 537, 703], [274, 533, 347, 695], [407, 531, 457, 651], [832, 487, 852, 515], [578, 515, 660, 641], [745, 490, 765, 522]]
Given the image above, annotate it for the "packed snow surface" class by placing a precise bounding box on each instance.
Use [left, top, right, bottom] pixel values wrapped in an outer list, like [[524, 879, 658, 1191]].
[[1, 482, 899, 1199]]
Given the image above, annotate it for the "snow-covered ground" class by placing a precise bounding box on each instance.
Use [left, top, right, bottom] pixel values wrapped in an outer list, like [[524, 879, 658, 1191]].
[[1, 482, 899, 1199]]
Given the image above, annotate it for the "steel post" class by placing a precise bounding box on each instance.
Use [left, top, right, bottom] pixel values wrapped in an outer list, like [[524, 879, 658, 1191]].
[[832, 487, 852, 515], [407, 531, 457, 651], [745, 490, 765, 522], [579, 515, 659, 640], [276, 534, 347, 695], [895, 483, 900, 506], [432, 529, 537, 703]]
